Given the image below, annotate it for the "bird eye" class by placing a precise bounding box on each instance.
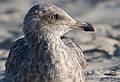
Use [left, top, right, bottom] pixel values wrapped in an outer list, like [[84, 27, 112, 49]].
[[51, 14, 59, 20]]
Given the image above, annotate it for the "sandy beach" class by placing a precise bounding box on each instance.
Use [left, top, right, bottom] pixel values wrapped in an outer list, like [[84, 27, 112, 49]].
[[0, 0, 120, 82]]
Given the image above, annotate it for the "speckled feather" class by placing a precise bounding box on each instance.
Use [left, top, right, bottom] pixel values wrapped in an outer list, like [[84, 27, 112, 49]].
[[5, 3, 88, 82]]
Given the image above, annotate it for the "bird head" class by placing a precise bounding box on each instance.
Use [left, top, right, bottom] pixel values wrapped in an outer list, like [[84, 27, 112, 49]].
[[23, 3, 94, 39]]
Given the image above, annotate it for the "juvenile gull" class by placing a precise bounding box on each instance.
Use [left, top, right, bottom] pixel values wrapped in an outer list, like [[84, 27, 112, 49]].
[[5, 3, 94, 82]]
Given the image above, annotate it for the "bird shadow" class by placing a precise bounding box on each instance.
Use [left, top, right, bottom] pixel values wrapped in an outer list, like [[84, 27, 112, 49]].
[[0, 39, 13, 50], [0, 30, 21, 50], [0, 57, 7, 61]]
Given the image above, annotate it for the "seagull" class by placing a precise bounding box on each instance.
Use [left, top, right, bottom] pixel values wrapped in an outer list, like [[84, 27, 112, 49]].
[[5, 3, 94, 82]]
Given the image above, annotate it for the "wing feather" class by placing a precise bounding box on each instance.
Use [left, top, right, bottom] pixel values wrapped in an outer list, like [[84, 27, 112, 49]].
[[5, 38, 29, 75]]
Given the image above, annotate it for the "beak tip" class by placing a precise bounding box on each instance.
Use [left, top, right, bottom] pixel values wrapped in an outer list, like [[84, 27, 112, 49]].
[[83, 22, 95, 32]]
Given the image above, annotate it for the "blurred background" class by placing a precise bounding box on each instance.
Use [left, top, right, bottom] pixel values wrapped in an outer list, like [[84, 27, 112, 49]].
[[0, 0, 120, 82]]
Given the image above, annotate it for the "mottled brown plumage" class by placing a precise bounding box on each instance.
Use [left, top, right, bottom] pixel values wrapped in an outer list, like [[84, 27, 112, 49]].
[[5, 3, 94, 82]]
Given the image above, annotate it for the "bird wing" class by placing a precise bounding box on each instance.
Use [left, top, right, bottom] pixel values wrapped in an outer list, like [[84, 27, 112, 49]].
[[62, 37, 87, 69], [5, 37, 29, 75]]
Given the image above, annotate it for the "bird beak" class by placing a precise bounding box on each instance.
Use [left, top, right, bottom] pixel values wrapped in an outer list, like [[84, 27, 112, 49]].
[[71, 21, 95, 32]]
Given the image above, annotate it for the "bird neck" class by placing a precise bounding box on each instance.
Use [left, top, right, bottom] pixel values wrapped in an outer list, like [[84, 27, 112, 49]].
[[27, 32, 63, 59]]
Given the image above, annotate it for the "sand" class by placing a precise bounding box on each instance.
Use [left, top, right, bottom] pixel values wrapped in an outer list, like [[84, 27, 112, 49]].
[[0, 0, 120, 82]]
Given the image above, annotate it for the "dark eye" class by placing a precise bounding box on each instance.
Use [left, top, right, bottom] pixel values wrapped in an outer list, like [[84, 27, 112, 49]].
[[52, 14, 59, 20]]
